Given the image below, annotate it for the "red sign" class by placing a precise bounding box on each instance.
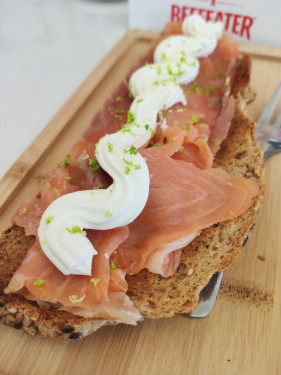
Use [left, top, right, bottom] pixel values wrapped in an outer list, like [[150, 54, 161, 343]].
[[170, 3, 255, 40]]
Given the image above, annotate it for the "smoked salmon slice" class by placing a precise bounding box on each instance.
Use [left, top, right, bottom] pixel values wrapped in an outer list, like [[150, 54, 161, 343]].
[[112, 152, 258, 277], [5, 227, 142, 324]]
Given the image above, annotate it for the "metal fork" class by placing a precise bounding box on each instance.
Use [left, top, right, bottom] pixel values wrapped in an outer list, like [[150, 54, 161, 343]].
[[187, 82, 281, 318]]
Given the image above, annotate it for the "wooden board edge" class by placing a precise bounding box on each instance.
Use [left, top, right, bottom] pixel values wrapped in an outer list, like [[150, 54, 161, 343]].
[[239, 41, 281, 60]]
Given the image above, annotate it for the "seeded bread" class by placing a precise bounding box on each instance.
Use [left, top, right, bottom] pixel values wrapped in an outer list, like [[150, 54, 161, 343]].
[[0, 52, 263, 339]]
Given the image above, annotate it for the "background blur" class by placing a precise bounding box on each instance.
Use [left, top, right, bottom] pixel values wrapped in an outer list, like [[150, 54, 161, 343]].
[[0, 0, 128, 178]]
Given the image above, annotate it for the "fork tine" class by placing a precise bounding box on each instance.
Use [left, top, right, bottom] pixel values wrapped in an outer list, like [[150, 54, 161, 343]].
[[258, 82, 281, 125], [274, 111, 281, 128]]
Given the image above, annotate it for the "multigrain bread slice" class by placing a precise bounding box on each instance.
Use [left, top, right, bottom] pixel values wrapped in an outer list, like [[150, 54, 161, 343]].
[[0, 53, 263, 340]]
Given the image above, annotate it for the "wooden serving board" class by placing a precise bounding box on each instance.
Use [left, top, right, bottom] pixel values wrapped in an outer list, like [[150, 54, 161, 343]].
[[0, 30, 281, 375]]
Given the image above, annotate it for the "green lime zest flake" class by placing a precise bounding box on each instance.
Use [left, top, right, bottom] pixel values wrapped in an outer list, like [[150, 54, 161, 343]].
[[150, 141, 164, 147], [179, 146, 184, 151], [149, 127, 156, 136], [46, 216, 54, 225], [225, 76, 230, 86], [53, 187, 60, 196], [90, 278, 100, 286], [64, 153, 71, 168], [162, 52, 167, 61], [192, 115, 205, 123], [129, 81, 134, 99], [182, 107, 187, 112], [33, 278, 45, 286], [137, 98, 143, 103], [34, 203, 40, 209], [173, 107, 178, 112], [211, 139, 218, 146], [185, 123, 191, 130], [123, 158, 142, 171], [110, 262, 117, 269], [20, 207, 27, 215], [190, 82, 199, 91], [107, 142, 114, 153], [127, 111, 135, 124], [115, 115, 123, 121], [124, 166, 131, 175], [121, 123, 137, 137], [116, 109, 124, 114], [216, 72, 226, 79], [105, 210, 113, 217], [82, 153, 90, 160], [129, 145, 138, 155], [168, 137, 177, 143], [123, 158, 134, 167], [145, 62, 152, 69], [157, 65, 162, 75], [145, 124, 149, 130], [93, 183, 106, 190], [141, 236, 146, 241], [55, 163, 61, 168], [205, 86, 220, 95], [89, 159, 100, 172], [236, 92, 241, 98], [124, 145, 138, 155], [167, 64, 173, 75], [115, 96, 122, 102], [69, 294, 86, 304], [65, 226, 87, 236]]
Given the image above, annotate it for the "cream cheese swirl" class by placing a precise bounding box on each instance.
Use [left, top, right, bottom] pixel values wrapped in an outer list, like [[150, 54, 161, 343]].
[[38, 15, 223, 276]]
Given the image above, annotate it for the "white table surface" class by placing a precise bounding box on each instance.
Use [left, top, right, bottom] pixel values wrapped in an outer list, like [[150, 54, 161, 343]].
[[0, 0, 128, 179]]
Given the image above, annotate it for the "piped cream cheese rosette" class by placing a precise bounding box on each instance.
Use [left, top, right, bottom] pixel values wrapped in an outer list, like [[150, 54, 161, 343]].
[[38, 15, 223, 276]]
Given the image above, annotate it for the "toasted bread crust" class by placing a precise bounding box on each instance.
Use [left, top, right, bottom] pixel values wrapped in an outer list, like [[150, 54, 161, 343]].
[[0, 53, 263, 339]]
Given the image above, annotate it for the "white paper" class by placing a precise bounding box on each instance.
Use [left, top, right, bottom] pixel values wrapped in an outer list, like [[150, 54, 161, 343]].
[[129, 0, 281, 46]]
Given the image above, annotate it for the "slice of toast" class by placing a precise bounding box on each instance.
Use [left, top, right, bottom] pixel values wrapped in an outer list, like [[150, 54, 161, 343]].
[[0, 50, 263, 339]]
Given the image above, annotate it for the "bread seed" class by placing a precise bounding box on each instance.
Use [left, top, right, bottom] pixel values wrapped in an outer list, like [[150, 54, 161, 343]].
[[6, 315, 16, 323], [23, 316, 32, 326], [16, 313, 24, 322], [7, 307, 18, 314], [188, 268, 194, 276]]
